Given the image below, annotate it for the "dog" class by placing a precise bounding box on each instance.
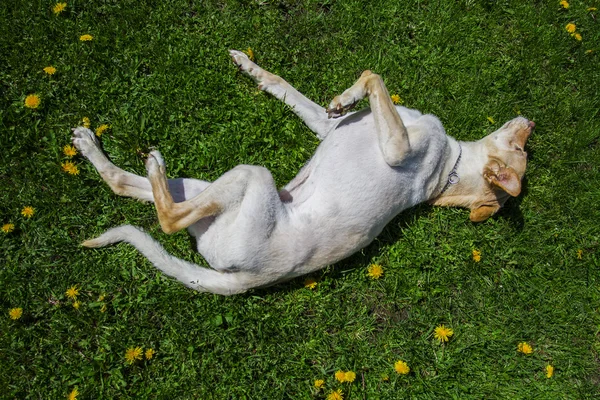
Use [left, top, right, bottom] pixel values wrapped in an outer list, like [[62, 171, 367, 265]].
[[73, 50, 533, 295]]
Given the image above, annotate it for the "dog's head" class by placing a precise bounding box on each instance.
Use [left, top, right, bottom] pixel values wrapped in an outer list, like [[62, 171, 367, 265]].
[[432, 116, 534, 222]]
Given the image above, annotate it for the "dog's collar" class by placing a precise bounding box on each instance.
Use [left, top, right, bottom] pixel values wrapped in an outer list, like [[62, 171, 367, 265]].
[[438, 143, 462, 196]]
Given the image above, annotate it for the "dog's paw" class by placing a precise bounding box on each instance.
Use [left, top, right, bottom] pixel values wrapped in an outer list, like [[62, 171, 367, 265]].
[[326, 95, 358, 119], [145, 150, 165, 175], [230, 49, 251, 69], [72, 126, 101, 156]]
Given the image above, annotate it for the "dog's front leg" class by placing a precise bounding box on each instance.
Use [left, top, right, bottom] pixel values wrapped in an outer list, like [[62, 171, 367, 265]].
[[327, 71, 410, 166]]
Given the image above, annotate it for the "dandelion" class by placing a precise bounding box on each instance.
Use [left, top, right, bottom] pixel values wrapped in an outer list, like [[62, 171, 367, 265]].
[[2, 223, 15, 233], [24, 94, 41, 109], [487, 116, 495, 124], [21, 206, 35, 218], [367, 263, 384, 279], [434, 324, 454, 343], [546, 364, 554, 378], [588, 7, 597, 12], [145, 348, 155, 360], [335, 370, 346, 382], [80, 34, 93, 42], [565, 23, 576, 34], [82, 117, 91, 128], [53, 2, 67, 15], [72, 300, 81, 310], [381, 374, 390, 381], [95, 124, 110, 136], [125, 346, 143, 364], [343, 371, 356, 383], [472, 249, 481, 262], [245, 48, 255, 61], [391, 94, 402, 104], [577, 249, 583, 259], [98, 293, 106, 301], [63, 144, 77, 158], [100, 303, 107, 313], [65, 285, 79, 299], [585, 49, 594, 54], [560, 0, 569, 9], [518, 342, 533, 354], [9, 307, 23, 320], [43, 66, 57, 75], [304, 278, 317, 289], [67, 388, 79, 400], [61, 161, 80, 175], [394, 360, 410, 375], [574, 33, 582, 41], [314, 379, 325, 389], [327, 389, 343, 400]]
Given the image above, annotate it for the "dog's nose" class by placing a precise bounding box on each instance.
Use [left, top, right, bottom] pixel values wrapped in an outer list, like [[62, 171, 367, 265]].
[[528, 121, 536, 130]]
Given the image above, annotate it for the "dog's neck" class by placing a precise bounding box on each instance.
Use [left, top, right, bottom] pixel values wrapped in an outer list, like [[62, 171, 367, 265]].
[[430, 139, 487, 209]]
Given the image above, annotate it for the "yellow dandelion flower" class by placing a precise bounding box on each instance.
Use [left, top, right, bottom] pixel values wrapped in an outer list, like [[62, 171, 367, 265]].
[[24, 94, 41, 109], [67, 388, 79, 400], [145, 348, 155, 360], [585, 49, 594, 54], [574, 33, 582, 41], [344, 371, 356, 383], [43, 66, 57, 75], [367, 263, 384, 279], [63, 144, 78, 158], [566, 23, 576, 33], [9, 307, 23, 320], [2, 223, 15, 233], [72, 300, 81, 310], [487, 116, 495, 124], [546, 364, 554, 378], [98, 293, 106, 301], [125, 346, 143, 364], [434, 324, 454, 343], [65, 285, 79, 299], [335, 370, 346, 382], [61, 161, 80, 175], [21, 206, 35, 218], [588, 7, 597, 12], [53, 2, 67, 15], [327, 389, 343, 400], [314, 379, 325, 389], [304, 277, 317, 289], [381, 374, 389, 381], [80, 34, 93, 42], [472, 249, 481, 262], [82, 117, 91, 128], [577, 249, 583, 259], [560, 0, 569, 9], [95, 124, 110, 136], [394, 360, 410, 375], [518, 342, 533, 354], [390, 94, 402, 104], [245, 47, 255, 61]]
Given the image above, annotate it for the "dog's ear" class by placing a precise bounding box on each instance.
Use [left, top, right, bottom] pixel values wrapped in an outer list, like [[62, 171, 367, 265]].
[[469, 204, 500, 222], [483, 161, 521, 197]]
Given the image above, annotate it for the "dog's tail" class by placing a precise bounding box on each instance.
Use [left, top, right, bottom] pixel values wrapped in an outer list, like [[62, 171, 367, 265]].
[[82, 225, 254, 295]]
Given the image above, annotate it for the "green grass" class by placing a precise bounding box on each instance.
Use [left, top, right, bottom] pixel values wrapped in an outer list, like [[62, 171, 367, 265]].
[[1, 0, 600, 398]]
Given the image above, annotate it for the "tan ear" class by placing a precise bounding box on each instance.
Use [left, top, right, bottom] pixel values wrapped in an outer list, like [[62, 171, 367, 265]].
[[484, 163, 521, 197], [469, 204, 500, 222]]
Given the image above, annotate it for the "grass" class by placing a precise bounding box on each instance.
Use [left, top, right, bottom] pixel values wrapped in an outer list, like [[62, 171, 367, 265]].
[[1, 0, 599, 398]]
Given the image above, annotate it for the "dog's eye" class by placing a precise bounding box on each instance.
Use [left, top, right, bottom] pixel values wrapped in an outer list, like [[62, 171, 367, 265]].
[[513, 145, 523, 152]]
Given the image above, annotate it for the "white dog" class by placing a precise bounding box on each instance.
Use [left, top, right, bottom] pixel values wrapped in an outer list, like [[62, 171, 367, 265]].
[[73, 50, 533, 295]]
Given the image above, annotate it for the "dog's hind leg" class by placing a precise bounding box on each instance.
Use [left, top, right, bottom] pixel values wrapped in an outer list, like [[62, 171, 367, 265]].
[[145, 150, 282, 235], [327, 71, 411, 167], [72, 127, 209, 202], [229, 50, 335, 140]]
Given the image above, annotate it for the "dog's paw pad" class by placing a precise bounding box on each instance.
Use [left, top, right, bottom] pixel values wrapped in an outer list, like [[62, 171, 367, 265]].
[[71, 126, 100, 154], [145, 150, 165, 174], [326, 97, 357, 119]]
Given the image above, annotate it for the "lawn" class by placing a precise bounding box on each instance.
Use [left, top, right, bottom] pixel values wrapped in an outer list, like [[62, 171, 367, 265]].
[[1, 0, 600, 398]]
